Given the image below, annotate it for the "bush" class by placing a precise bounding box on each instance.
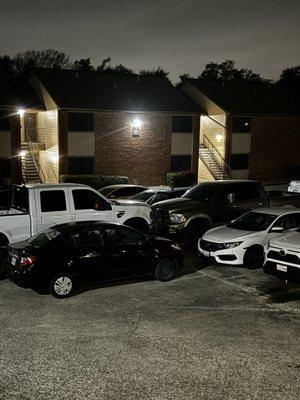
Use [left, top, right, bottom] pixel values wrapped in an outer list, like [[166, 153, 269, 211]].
[[60, 175, 130, 190], [166, 170, 197, 188]]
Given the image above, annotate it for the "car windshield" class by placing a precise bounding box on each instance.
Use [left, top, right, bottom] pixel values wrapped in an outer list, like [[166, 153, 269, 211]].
[[27, 228, 61, 247], [130, 191, 155, 201], [182, 184, 219, 202], [227, 212, 278, 231], [99, 187, 115, 196]]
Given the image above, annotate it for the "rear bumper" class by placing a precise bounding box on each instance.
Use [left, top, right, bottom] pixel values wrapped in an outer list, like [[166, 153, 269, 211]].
[[263, 261, 300, 282]]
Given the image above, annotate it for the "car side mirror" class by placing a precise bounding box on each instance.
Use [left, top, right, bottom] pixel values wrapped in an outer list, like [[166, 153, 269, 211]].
[[270, 226, 285, 233], [227, 193, 235, 204]]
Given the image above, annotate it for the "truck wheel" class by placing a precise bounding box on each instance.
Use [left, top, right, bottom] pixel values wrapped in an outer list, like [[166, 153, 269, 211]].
[[243, 246, 264, 269], [49, 273, 76, 299], [183, 220, 210, 252], [155, 259, 177, 282]]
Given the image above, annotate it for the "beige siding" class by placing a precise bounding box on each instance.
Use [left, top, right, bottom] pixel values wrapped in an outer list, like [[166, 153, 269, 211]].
[[68, 132, 95, 156], [0, 132, 11, 157], [200, 116, 226, 157], [231, 133, 251, 154], [171, 133, 193, 155], [36, 110, 59, 182]]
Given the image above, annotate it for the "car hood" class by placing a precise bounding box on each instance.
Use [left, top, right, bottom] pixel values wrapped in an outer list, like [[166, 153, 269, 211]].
[[116, 199, 145, 206], [153, 197, 203, 213], [270, 230, 300, 250], [203, 225, 260, 242]]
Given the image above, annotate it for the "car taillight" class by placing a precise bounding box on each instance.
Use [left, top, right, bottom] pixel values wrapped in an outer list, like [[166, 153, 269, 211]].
[[20, 256, 36, 267]]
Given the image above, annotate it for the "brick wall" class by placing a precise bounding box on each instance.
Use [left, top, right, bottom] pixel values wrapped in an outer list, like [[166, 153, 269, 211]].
[[249, 116, 300, 181], [94, 112, 172, 185]]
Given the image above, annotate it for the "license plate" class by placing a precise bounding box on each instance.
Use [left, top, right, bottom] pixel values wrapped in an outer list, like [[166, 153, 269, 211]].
[[276, 264, 287, 272], [202, 250, 210, 257], [11, 256, 16, 266]]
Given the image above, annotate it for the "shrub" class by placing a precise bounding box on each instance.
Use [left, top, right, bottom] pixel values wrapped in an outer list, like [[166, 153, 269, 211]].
[[60, 175, 130, 190], [166, 170, 197, 188]]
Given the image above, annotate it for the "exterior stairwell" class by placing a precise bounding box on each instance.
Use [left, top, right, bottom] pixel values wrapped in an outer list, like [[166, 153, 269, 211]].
[[20, 143, 41, 184], [199, 134, 231, 180]]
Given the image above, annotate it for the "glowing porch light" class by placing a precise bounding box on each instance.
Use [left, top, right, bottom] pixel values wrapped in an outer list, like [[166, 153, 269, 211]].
[[18, 109, 25, 117], [216, 134, 223, 142], [19, 150, 28, 157], [131, 118, 142, 137]]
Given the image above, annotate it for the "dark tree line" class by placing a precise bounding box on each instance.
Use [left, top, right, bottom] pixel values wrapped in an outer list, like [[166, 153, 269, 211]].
[[0, 49, 299, 90]]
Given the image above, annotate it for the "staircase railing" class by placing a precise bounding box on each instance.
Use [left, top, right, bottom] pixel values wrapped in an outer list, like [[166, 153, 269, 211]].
[[25, 131, 46, 183], [200, 134, 231, 179]]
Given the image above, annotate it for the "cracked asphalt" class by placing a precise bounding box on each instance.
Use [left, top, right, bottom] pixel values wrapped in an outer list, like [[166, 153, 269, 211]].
[[0, 255, 299, 400]]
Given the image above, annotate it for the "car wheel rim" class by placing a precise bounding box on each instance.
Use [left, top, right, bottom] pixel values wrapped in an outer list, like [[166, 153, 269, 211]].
[[161, 262, 173, 278], [54, 276, 72, 296]]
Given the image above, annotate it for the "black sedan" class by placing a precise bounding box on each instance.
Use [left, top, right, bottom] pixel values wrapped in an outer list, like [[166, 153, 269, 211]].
[[7, 221, 183, 298]]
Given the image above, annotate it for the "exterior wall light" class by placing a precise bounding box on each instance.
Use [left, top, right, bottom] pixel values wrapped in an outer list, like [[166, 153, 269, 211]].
[[216, 134, 223, 142], [18, 109, 25, 117], [19, 150, 27, 157], [132, 118, 142, 137]]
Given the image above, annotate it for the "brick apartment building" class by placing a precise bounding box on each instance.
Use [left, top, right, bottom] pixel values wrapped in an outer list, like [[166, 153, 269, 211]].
[[0, 69, 200, 186], [182, 80, 300, 182], [1, 71, 300, 186]]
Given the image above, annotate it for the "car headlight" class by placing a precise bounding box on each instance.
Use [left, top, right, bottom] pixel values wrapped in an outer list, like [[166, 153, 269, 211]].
[[220, 241, 243, 249], [170, 213, 186, 224]]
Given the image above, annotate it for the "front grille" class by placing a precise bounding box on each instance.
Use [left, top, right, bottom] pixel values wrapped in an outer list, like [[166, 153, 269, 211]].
[[200, 239, 221, 252], [267, 250, 300, 265], [150, 208, 171, 235]]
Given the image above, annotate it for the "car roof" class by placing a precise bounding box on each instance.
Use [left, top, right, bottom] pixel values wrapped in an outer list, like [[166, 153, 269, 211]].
[[48, 220, 126, 233], [251, 207, 300, 216], [100, 184, 147, 191]]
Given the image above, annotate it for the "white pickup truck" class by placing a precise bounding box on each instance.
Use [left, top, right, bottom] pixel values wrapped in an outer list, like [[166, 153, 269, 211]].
[[0, 183, 151, 248]]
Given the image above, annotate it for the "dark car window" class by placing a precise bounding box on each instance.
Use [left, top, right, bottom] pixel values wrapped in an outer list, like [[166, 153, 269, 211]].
[[66, 229, 105, 248], [227, 212, 278, 231], [105, 227, 146, 246], [273, 213, 300, 230], [183, 184, 219, 202], [27, 229, 61, 246], [40, 190, 66, 212], [72, 189, 111, 211], [215, 183, 262, 204]]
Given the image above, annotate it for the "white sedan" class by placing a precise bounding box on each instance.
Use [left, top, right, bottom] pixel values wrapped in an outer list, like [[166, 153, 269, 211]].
[[198, 208, 300, 268]]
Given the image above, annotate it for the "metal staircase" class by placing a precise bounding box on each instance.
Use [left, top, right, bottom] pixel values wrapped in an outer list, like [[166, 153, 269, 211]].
[[20, 143, 42, 184], [199, 134, 231, 180]]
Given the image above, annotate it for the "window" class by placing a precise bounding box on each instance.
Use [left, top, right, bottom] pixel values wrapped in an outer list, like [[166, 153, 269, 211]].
[[215, 183, 262, 203], [66, 229, 105, 248], [0, 112, 9, 131], [72, 189, 111, 211], [171, 155, 192, 171], [273, 214, 300, 230], [68, 157, 94, 174], [0, 159, 11, 178], [40, 190, 66, 212], [105, 227, 146, 246], [230, 154, 249, 170], [68, 112, 94, 131], [232, 117, 251, 133], [172, 116, 193, 133], [27, 228, 61, 246]]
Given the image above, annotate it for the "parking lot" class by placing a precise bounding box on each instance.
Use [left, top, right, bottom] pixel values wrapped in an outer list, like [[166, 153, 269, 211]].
[[0, 255, 299, 400]]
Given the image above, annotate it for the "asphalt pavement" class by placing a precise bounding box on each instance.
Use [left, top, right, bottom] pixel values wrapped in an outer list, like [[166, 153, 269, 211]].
[[0, 255, 299, 400]]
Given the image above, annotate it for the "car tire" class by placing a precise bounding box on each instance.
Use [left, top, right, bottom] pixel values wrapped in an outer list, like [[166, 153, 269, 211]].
[[49, 273, 75, 299], [243, 246, 264, 269], [184, 221, 210, 253], [155, 259, 177, 282]]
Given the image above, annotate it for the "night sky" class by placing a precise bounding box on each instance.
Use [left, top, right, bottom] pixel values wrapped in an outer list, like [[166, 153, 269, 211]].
[[0, 0, 299, 82]]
